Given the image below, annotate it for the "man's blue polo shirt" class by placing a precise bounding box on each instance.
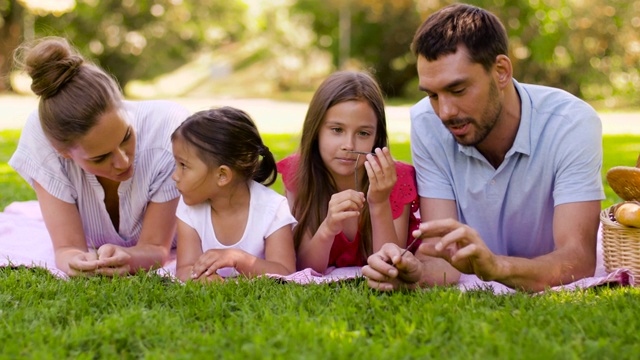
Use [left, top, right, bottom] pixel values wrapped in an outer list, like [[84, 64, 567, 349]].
[[410, 79, 604, 258]]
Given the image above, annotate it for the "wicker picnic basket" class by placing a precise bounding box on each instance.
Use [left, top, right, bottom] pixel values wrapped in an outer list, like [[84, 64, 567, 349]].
[[601, 154, 640, 275]]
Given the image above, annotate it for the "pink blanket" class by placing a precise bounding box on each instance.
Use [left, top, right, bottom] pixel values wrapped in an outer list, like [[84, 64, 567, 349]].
[[0, 201, 634, 293]]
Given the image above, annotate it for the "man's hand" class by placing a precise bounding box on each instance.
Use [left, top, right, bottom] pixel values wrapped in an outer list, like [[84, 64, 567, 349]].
[[415, 219, 503, 281]]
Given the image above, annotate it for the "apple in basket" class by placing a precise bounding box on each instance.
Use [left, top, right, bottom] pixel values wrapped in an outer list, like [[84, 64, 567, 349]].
[[614, 202, 640, 228]]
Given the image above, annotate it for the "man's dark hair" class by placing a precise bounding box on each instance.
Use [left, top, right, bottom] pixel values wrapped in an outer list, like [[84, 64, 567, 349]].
[[411, 3, 508, 71]]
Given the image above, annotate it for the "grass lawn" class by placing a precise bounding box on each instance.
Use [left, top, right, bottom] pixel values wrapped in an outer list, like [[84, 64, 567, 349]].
[[1, 130, 640, 359]]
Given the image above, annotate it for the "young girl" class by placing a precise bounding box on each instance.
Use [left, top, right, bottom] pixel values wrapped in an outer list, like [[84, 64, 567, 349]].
[[172, 107, 297, 282], [277, 71, 420, 273]]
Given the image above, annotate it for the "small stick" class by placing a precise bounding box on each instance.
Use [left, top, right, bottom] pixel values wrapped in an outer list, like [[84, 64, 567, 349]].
[[400, 236, 420, 257], [389, 236, 420, 268], [349, 151, 376, 191], [347, 150, 376, 156], [354, 153, 361, 191]]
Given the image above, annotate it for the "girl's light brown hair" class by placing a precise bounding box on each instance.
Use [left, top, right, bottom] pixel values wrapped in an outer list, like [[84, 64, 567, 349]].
[[14, 37, 122, 151], [292, 71, 388, 259]]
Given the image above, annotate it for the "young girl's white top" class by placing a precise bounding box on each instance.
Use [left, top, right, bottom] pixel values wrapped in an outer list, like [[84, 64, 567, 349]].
[[176, 180, 297, 277]]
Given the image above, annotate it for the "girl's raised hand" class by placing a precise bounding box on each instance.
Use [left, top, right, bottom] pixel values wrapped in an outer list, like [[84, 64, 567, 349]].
[[364, 147, 396, 204], [320, 190, 365, 236]]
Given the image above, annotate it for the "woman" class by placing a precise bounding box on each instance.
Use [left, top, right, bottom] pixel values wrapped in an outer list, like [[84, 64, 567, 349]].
[[9, 37, 189, 277]]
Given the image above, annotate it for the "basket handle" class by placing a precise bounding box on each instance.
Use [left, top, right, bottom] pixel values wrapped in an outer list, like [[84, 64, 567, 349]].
[[637, 153, 640, 168]]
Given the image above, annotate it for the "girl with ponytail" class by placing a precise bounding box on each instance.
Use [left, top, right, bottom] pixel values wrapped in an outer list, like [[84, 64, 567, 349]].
[[171, 107, 296, 282]]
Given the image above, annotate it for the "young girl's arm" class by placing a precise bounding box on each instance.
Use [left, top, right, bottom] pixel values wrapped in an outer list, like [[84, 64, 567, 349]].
[[366, 148, 407, 252], [191, 225, 296, 277], [175, 219, 210, 282], [240, 225, 296, 276]]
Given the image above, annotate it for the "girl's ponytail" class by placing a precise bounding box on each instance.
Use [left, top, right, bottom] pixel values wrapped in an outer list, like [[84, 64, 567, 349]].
[[254, 145, 277, 186]]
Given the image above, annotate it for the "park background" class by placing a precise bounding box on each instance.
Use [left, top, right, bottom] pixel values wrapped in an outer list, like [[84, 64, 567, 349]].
[[0, 0, 639, 108], [1, 0, 640, 359]]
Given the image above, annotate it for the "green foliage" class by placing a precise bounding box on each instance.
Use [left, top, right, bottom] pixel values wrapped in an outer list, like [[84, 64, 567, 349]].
[[5, 0, 638, 107], [32, 0, 247, 86], [1, 266, 640, 358], [292, 0, 421, 97], [292, 0, 640, 106]]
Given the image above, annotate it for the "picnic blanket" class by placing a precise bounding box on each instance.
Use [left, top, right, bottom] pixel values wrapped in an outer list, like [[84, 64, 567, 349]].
[[0, 201, 634, 293]]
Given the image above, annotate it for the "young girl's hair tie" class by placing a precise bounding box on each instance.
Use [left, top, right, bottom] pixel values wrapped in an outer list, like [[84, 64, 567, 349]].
[[259, 145, 269, 156]]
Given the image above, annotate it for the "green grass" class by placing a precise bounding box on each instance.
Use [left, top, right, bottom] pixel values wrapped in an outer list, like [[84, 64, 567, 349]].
[[1, 267, 640, 359], [0, 130, 33, 207], [2, 130, 640, 359]]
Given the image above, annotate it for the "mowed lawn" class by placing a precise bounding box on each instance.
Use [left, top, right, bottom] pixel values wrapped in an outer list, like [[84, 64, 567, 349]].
[[1, 129, 640, 359]]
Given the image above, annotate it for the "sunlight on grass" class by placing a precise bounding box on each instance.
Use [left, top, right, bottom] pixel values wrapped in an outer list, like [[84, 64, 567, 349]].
[[0, 164, 14, 174]]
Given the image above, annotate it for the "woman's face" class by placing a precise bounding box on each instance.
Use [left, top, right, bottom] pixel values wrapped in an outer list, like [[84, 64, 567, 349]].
[[65, 108, 136, 182]]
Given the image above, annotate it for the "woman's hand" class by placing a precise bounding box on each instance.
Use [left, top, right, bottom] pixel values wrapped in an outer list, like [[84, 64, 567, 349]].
[[365, 147, 396, 205], [66, 251, 101, 277], [93, 244, 132, 276]]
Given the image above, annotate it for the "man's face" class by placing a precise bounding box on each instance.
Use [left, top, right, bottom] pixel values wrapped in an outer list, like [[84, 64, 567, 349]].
[[417, 46, 503, 147]]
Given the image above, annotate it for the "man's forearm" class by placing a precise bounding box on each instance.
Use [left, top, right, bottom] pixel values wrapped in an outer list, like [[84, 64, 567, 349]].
[[488, 249, 595, 292]]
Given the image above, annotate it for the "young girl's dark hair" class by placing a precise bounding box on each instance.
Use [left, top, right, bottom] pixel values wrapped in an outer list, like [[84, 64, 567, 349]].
[[172, 106, 277, 186], [292, 71, 388, 258], [14, 37, 123, 151]]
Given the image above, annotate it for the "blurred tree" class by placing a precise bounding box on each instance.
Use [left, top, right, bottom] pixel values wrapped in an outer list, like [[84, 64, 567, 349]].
[[1, 0, 638, 107], [243, 0, 332, 92], [0, 0, 23, 91], [32, 0, 247, 88], [292, 0, 421, 97]]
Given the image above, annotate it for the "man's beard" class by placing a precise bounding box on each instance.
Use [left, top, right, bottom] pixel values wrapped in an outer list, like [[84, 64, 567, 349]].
[[445, 80, 502, 146]]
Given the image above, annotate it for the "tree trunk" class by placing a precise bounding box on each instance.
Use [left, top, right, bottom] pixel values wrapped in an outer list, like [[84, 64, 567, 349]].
[[0, 0, 24, 92]]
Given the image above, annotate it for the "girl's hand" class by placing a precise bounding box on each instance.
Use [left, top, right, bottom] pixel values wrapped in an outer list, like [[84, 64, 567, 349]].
[[362, 243, 423, 291], [194, 273, 224, 283], [95, 244, 132, 276], [320, 190, 365, 236], [191, 248, 246, 280], [365, 147, 396, 205]]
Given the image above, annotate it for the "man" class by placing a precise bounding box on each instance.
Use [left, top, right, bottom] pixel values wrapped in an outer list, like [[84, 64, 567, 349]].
[[362, 3, 604, 292]]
